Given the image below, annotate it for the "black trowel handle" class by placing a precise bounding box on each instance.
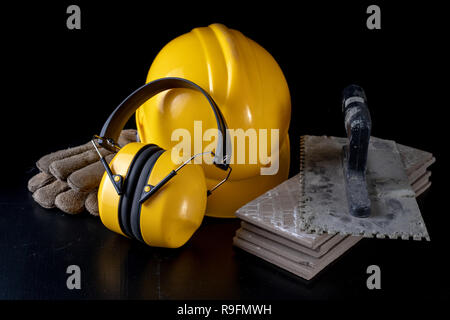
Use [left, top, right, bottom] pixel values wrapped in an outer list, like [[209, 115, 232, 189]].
[[342, 85, 372, 217], [342, 85, 372, 172]]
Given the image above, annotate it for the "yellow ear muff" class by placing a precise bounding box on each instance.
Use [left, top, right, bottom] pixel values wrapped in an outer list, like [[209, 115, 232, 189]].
[[139, 151, 207, 248], [98, 142, 208, 248]]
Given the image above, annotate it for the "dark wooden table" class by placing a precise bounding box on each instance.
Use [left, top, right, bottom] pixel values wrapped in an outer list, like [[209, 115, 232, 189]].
[[0, 172, 447, 300]]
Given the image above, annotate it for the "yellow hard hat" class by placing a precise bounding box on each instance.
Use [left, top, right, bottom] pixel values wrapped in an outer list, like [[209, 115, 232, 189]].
[[136, 23, 291, 218]]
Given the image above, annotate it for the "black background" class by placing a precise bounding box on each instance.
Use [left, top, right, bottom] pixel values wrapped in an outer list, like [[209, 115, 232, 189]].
[[1, 0, 449, 307]]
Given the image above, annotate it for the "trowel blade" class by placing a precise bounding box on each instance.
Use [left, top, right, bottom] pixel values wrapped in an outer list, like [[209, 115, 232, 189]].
[[297, 135, 430, 240]]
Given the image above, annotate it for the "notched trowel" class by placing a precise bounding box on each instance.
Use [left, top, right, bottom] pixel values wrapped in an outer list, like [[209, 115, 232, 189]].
[[297, 85, 430, 240]]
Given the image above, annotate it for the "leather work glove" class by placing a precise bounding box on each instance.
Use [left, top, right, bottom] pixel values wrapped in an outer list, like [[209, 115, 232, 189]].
[[28, 129, 138, 216]]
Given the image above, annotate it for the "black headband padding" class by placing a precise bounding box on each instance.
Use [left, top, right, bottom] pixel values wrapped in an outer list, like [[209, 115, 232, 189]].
[[99, 77, 230, 169], [129, 149, 165, 243], [118, 144, 160, 238]]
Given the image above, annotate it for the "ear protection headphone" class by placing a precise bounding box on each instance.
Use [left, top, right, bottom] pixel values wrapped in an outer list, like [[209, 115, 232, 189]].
[[92, 77, 232, 248]]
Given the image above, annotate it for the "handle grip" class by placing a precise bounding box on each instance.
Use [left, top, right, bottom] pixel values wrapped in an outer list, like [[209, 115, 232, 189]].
[[342, 85, 372, 218], [342, 85, 372, 172]]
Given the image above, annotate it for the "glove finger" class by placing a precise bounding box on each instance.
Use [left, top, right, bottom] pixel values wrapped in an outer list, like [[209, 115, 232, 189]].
[[55, 189, 89, 215], [67, 153, 114, 193], [118, 129, 138, 146], [32, 180, 69, 209], [85, 190, 99, 216], [49, 148, 112, 180], [36, 129, 135, 175], [36, 142, 92, 174], [35, 130, 133, 179], [28, 172, 55, 193], [66, 128, 133, 193]]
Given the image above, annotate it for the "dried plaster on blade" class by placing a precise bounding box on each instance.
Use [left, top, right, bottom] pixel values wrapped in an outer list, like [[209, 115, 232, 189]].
[[297, 136, 430, 241]]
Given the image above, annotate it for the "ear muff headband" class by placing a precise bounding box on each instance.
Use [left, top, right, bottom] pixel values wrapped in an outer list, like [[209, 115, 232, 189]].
[[99, 77, 231, 169]]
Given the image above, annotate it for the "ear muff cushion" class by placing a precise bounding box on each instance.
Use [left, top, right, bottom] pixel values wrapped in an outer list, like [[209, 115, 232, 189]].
[[118, 144, 159, 237], [129, 149, 165, 242]]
